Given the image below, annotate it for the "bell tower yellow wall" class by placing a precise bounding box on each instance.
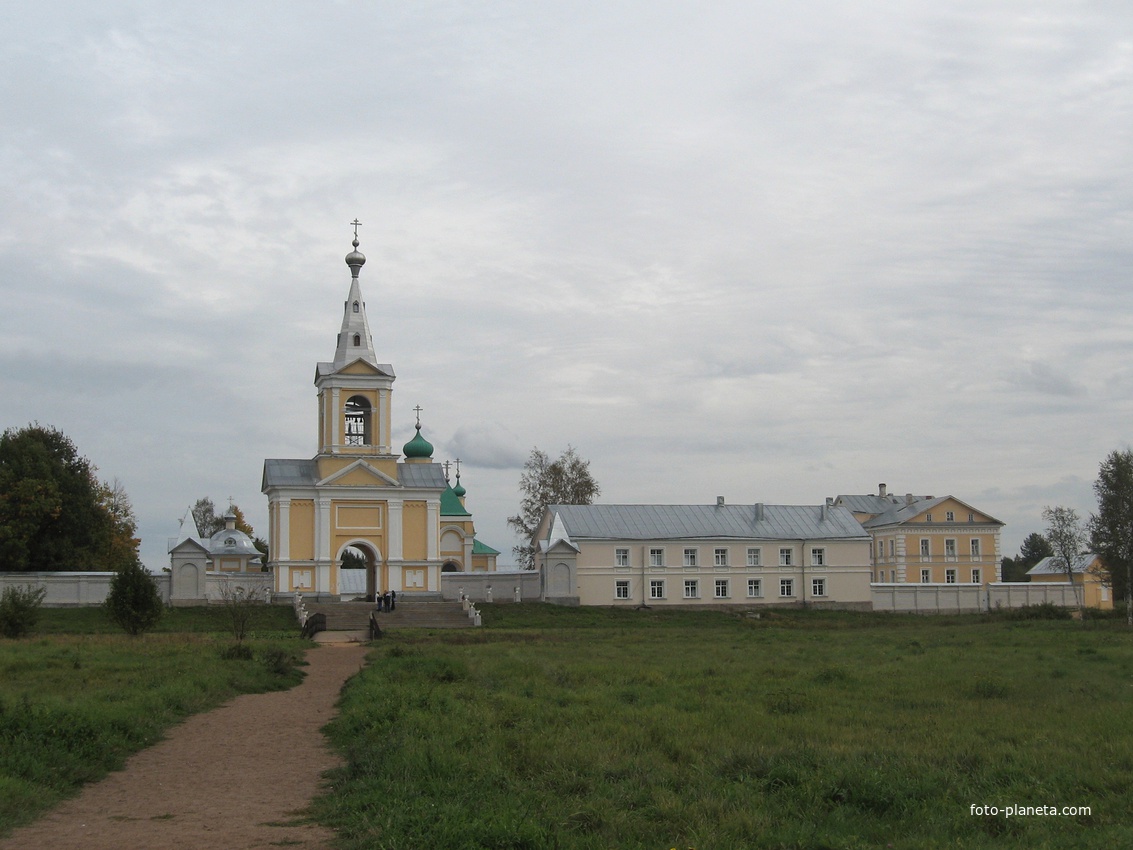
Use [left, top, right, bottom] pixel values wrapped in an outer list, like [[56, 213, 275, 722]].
[[403, 501, 428, 561], [289, 500, 315, 560]]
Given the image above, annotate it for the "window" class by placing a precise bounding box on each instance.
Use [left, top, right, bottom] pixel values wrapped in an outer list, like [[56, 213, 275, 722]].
[[890, 570, 896, 583], [888, 539, 895, 558], [746, 547, 762, 567], [925, 513, 933, 522], [352, 300, 359, 313], [945, 569, 956, 584], [714, 548, 728, 567], [779, 578, 795, 597], [352, 333, 361, 346], [920, 568, 931, 583], [615, 548, 629, 567], [684, 579, 699, 599], [946, 511, 955, 522], [876, 570, 884, 582], [971, 568, 982, 584], [970, 539, 981, 559], [683, 548, 698, 567], [968, 513, 975, 522], [615, 580, 629, 599], [747, 578, 762, 598], [715, 579, 729, 599], [811, 578, 826, 597], [650, 580, 665, 599], [343, 395, 372, 446], [649, 548, 664, 567], [876, 541, 883, 559], [811, 548, 825, 566], [779, 548, 793, 566], [920, 538, 930, 559], [945, 539, 957, 560]]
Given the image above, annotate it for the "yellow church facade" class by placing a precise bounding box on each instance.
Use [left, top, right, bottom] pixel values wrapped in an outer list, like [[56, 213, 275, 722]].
[[262, 232, 497, 601]]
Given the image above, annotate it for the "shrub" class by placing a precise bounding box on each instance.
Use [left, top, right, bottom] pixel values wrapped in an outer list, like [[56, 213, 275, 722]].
[[104, 558, 164, 635], [218, 583, 266, 642], [219, 643, 254, 660], [0, 584, 47, 638], [1003, 602, 1072, 621]]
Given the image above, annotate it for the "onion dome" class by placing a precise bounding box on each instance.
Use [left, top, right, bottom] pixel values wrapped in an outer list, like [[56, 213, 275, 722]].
[[345, 236, 366, 278], [403, 424, 434, 459], [453, 472, 467, 498]]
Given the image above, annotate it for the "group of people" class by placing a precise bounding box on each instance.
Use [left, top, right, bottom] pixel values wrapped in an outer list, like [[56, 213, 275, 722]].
[[374, 589, 397, 613]]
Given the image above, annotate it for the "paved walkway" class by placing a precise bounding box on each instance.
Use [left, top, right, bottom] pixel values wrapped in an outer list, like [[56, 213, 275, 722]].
[[0, 643, 368, 850]]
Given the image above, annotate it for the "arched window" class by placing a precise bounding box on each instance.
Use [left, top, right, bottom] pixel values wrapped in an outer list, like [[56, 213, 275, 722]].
[[344, 395, 372, 446], [353, 333, 361, 346], [352, 301, 359, 313]]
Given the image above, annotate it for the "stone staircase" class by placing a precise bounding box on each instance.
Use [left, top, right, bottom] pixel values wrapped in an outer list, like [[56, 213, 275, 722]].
[[303, 599, 475, 641]]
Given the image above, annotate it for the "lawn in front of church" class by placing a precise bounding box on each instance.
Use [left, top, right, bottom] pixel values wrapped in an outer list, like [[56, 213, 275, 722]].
[[316, 605, 1133, 850]]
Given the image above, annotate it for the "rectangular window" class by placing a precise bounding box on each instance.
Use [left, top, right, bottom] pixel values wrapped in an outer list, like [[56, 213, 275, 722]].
[[746, 547, 762, 567], [650, 579, 665, 599], [920, 568, 931, 583], [615, 548, 629, 567], [747, 578, 762, 598], [683, 548, 698, 567], [811, 548, 825, 566], [714, 548, 728, 567], [649, 548, 664, 567], [779, 578, 795, 597], [615, 580, 630, 599], [970, 539, 981, 559], [811, 578, 826, 597], [715, 579, 729, 599], [971, 568, 982, 584], [945, 539, 957, 560], [888, 539, 895, 558], [945, 569, 956, 584], [683, 579, 699, 599], [876, 541, 883, 559], [946, 511, 955, 522], [920, 538, 930, 559], [779, 548, 793, 566], [968, 513, 975, 522], [925, 513, 933, 522]]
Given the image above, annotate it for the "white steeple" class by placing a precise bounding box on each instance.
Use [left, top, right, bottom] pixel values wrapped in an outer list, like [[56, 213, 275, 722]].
[[332, 222, 379, 369]]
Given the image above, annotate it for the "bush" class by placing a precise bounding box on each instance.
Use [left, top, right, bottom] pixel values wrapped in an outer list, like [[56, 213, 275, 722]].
[[0, 584, 47, 638], [1002, 602, 1072, 621], [104, 559, 164, 635]]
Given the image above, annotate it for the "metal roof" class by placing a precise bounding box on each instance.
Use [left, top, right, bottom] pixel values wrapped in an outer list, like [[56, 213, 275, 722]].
[[546, 503, 868, 542], [1028, 554, 1101, 576], [262, 458, 446, 490]]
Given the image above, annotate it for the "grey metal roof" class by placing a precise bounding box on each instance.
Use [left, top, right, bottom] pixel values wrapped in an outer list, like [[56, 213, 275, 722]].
[[262, 458, 446, 490], [834, 494, 905, 515], [546, 503, 868, 542], [1028, 554, 1101, 576], [861, 495, 1004, 529]]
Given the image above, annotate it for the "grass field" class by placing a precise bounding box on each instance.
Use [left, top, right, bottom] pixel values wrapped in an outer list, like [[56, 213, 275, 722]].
[[315, 605, 1133, 850], [0, 605, 305, 836]]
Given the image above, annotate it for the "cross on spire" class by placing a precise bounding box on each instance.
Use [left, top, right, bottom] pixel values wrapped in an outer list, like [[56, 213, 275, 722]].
[[350, 218, 362, 239], [413, 405, 423, 428]]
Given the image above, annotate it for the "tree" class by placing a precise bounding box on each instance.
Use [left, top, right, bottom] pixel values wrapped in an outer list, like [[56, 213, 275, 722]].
[[0, 584, 47, 638], [104, 557, 164, 635], [1043, 505, 1087, 616], [1090, 449, 1133, 626], [0, 425, 138, 571], [191, 498, 256, 538], [1001, 532, 1054, 582], [507, 446, 600, 569]]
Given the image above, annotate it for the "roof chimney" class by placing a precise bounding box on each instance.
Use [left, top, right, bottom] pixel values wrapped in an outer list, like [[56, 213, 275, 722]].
[[754, 503, 764, 522], [906, 493, 915, 506], [878, 483, 887, 498]]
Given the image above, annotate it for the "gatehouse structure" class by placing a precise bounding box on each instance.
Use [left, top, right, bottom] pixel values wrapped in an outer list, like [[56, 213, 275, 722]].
[[262, 230, 498, 601]]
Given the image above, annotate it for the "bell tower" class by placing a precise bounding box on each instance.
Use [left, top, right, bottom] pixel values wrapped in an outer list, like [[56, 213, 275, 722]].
[[313, 223, 398, 481]]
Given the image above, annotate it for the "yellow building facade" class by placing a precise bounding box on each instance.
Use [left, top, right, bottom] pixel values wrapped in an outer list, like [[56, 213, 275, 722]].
[[1027, 553, 1113, 609], [262, 234, 496, 601], [832, 485, 1003, 585]]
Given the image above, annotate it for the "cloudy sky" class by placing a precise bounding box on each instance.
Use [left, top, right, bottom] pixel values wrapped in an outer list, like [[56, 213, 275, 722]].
[[3, 1, 1131, 569]]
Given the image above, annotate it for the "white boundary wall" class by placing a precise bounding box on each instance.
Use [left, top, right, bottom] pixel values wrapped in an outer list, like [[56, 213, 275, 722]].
[[0, 571, 272, 606], [872, 581, 1081, 614], [441, 570, 541, 603]]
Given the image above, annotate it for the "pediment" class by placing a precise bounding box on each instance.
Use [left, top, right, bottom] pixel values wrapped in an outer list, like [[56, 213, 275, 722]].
[[318, 459, 400, 487]]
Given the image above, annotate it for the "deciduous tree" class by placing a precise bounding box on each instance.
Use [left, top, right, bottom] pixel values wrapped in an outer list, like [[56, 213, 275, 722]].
[[0, 425, 137, 571], [507, 446, 600, 569], [1043, 505, 1087, 616], [1090, 449, 1133, 625]]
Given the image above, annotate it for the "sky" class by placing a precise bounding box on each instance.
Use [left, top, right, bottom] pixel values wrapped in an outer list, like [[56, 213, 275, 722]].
[[2, 1, 1131, 570]]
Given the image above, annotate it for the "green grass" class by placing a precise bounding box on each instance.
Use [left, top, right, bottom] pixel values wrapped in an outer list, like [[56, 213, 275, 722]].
[[315, 605, 1133, 850], [0, 605, 307, 836]]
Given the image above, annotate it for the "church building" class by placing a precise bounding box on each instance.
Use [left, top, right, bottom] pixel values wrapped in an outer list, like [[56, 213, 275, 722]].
[[262, 230, 498, 601]]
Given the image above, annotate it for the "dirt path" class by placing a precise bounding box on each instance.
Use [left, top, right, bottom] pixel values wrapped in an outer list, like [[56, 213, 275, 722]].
[[0, 643, 369, 850]]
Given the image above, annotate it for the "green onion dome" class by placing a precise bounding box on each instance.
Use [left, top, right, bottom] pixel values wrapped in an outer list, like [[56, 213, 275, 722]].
[[453, 472, 467, 498], [403, 424, 434, 459]]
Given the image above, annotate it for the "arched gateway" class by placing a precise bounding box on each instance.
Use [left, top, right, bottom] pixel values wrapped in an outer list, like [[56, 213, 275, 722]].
[[262, 229, 498, 601]]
